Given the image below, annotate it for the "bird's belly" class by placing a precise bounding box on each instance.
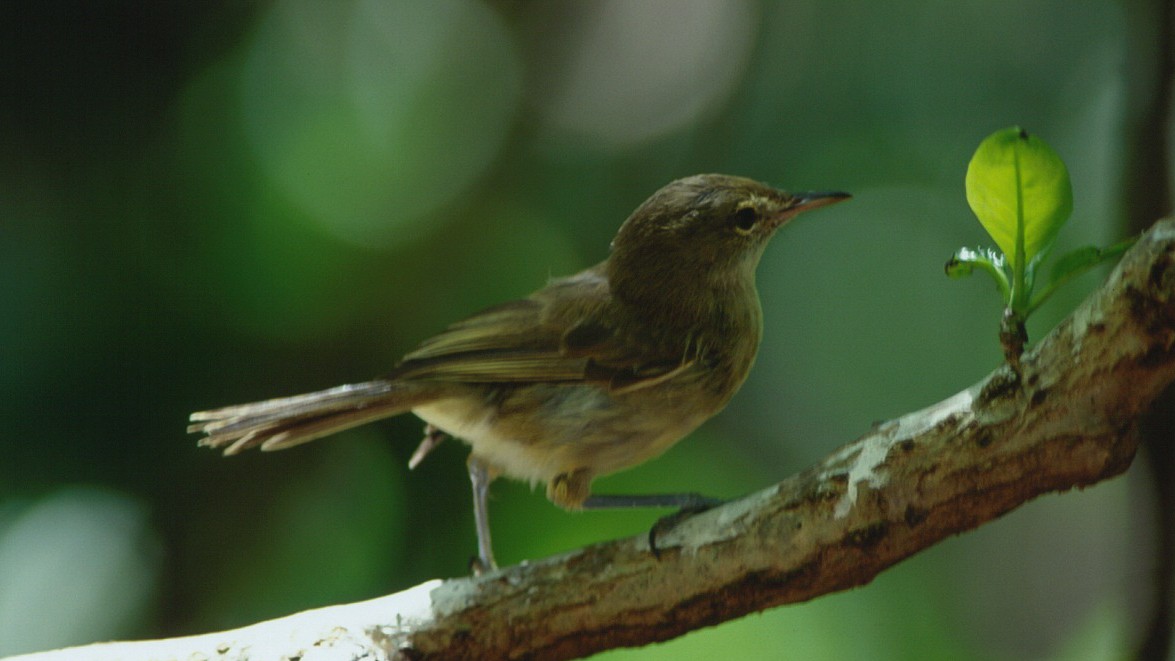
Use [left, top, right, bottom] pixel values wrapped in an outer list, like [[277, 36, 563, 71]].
[[412, 398, 562, 486], [412, 383, 715, 487]]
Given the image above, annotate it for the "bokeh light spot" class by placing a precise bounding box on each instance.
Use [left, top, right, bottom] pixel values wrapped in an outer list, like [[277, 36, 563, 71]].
[[240, 0, 522, 248], [535, 0, 757, 149]]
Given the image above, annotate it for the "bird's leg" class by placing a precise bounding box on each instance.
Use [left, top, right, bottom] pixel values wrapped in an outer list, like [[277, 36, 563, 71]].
[[408, 424, 448, 470], [467, 455, 498, 574], [580, 493, 723, 510], [581, 492, 725, 559], [550, 470, 724, 557]]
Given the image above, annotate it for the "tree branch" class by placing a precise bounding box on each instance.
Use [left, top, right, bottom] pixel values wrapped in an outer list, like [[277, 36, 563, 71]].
[[10, 220, 1175, 661]]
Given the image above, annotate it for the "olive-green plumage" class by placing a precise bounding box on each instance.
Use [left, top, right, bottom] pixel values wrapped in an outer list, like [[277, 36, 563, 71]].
[[189, 174, 849, 570]]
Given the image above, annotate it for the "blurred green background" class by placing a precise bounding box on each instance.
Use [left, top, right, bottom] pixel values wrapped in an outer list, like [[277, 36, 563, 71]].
[[0, 1, 1166, 658]]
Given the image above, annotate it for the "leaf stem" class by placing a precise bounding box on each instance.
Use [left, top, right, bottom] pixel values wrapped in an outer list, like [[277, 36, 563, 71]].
[[1010, 132, 1029, 314]]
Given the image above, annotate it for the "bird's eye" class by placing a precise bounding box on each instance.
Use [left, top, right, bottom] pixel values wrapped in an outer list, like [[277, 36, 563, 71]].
[[732, 206, 758, 234]]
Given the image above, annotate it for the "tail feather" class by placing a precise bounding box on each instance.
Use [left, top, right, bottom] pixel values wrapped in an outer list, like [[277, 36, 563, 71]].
[[189, 382, 396, 423], [189, 380, 429, 455]]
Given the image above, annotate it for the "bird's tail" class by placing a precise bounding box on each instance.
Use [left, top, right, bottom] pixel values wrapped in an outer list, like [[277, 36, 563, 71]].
[[188, 380, 433, 455]]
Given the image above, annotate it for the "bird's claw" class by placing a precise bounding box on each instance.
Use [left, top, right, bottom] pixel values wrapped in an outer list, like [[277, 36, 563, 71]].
[[648, 498, 723, 559]]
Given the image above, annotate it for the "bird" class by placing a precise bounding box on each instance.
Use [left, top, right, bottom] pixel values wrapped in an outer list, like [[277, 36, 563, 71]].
[[189, 174, 850, 571]]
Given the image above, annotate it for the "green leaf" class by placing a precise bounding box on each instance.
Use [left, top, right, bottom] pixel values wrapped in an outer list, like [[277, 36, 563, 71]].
[[1048, 237, 1135, 283], [1028, 236, 1137, 314], [945, 246, 1010, 302], [965, 127, 1073, 267], [1048, 245, 1102, 282]]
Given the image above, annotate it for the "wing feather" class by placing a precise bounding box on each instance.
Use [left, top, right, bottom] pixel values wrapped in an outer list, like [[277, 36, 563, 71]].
[[388, 266, 694, 390]]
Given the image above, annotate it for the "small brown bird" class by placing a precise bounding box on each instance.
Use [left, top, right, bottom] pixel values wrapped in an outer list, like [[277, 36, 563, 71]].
[[189, 174, 849, 571]]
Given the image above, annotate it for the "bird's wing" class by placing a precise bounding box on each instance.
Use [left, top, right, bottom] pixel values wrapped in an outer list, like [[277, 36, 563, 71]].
[[391, 297, 588, 382], [389, 269, 694, 391]]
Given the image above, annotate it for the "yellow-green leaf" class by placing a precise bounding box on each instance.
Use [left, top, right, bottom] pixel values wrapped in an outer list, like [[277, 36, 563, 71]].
[[964, 127, 1072, 267]]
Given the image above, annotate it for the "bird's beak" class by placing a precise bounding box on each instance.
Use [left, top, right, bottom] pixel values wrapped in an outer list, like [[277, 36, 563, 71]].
[[768, 191, 851, 228], [792, 191, 852, 213]]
